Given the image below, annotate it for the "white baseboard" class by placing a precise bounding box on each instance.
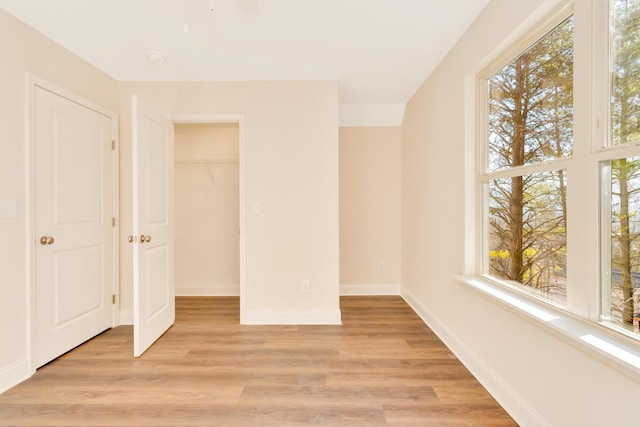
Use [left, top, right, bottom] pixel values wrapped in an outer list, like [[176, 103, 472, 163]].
[[400, 286, 549, 427], [119, 309, 133, 326], [244, 309, 342, 325], [0, 357, 30, 394], [176, 283, 240, 296], [340, 283, 401, 295]]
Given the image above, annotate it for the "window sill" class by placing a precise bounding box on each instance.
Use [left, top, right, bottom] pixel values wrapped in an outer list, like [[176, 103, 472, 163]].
[[456, 275, 640, 380]]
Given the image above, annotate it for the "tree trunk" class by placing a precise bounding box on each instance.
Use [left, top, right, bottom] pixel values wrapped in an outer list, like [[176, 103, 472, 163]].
[[617, 52, 635, 324], [508, 57, 528, 282], [618, 160, 635, 325]]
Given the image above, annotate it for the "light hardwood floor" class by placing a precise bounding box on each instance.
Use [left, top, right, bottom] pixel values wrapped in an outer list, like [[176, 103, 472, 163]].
[[0, 296, 517, 426]]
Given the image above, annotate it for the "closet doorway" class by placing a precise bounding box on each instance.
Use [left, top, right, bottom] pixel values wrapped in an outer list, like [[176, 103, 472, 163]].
[[174, 122, 240, 298]]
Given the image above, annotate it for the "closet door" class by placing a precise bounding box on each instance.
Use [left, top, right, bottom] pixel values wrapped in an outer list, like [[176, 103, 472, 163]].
[[131, 95, 175, 357], [34, 86, 114, 367]]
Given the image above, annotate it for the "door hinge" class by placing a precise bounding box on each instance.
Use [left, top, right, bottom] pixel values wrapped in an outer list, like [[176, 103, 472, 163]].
[[112, 294, 116, 304], [112, 140, 116, 150], [112, 217, 116, 227]]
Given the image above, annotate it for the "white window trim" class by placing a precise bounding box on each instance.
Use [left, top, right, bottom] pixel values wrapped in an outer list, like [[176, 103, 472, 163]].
[[463, 0, 640, 376]]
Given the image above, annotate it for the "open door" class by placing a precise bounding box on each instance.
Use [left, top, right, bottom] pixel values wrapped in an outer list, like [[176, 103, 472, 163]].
[[131, 95, 175, 357]]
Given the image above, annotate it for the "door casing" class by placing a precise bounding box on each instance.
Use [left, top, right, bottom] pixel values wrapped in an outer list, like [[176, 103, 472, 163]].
[[26, 74, 119, 374]]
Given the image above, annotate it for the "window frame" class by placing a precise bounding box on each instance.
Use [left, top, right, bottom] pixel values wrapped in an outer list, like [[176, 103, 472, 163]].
[[462, 0, 640, 376], [595, 0, 640, 337], [466, 0, 640, 343], [475, 4, 575, 309]]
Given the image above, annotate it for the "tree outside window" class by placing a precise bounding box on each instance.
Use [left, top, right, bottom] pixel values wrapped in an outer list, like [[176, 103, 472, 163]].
[[484, 17, 573, 306], [607, 0, 640, 331]]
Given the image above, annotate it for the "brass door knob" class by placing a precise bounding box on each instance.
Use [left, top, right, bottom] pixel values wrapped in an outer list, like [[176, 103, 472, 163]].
[[128, 235, 137, 243], [140, 234, 152, 243], [39, 236, 55, 245]]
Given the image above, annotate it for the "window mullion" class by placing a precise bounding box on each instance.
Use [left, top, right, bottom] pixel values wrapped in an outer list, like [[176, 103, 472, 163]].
[[564, 0, 599, 320]]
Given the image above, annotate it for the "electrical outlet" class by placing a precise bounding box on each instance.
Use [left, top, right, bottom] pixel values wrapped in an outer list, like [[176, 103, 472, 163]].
[[377, 262, 385, 272], [302, 280, 311, 293]]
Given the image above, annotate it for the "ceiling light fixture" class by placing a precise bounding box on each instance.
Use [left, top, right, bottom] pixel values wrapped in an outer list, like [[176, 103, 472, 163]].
[[147, 51, 167, 64]]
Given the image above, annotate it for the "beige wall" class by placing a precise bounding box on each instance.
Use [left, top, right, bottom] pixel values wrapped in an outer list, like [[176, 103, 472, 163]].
[[174, 123, 240, 295], [401, 0, 638, 425], [118, 81, 340, 324], [339, 127, 401, 291], [0, 10, 119, 391]]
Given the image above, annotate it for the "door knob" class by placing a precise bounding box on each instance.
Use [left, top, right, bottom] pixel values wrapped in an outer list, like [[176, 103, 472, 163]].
[[140, 234, 152, 243], [39, 236, 55, 245], [128, 235, 137, 243]]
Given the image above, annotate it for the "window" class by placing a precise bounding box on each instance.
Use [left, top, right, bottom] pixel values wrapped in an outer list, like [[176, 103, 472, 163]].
[[475, 1, 640, 340], [605, 157, 640, 330], [601, 0, 640, 334], [482, 16, 573, 306]]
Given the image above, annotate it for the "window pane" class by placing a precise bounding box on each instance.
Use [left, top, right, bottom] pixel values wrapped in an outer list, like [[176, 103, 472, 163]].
[[487, 170, 567, 305], [487, 17, 573, 171], [611, 1, 640, 145], [608, 157, 640, 333]]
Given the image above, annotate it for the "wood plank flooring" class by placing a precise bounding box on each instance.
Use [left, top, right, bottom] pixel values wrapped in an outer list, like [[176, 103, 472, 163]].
[[0, 296, 517, 426]]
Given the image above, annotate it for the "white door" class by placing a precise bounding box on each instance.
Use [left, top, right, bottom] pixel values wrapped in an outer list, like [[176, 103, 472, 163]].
[[132, 95, 175, 357], [34, 86, 114, 367]]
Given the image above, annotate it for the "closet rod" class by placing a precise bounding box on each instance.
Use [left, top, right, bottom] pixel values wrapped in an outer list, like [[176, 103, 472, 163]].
[[175, 159, 239, 164]]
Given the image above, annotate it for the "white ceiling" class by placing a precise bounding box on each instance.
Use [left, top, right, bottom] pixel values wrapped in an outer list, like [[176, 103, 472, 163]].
[[0, 0, 490, 105]]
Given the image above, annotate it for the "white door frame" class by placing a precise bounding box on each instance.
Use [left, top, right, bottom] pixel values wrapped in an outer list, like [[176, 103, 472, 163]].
[[171, 114, 246, 323], [25, 74, 119, 374]]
